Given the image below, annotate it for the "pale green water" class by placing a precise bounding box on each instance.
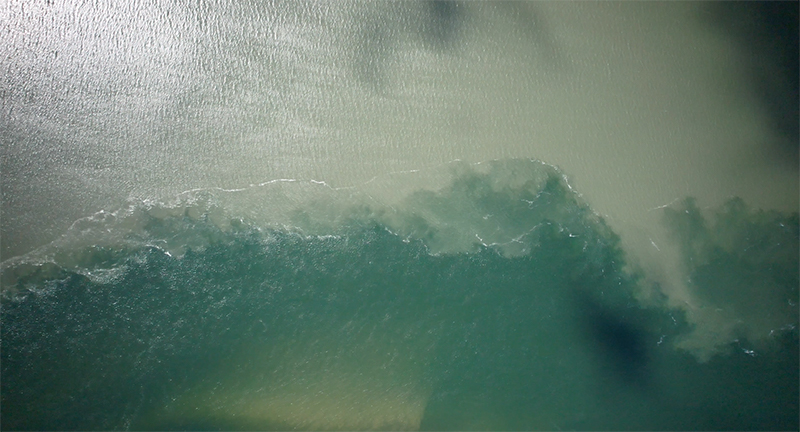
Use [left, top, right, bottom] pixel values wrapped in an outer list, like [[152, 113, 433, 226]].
[[1, 1, 798, 430]]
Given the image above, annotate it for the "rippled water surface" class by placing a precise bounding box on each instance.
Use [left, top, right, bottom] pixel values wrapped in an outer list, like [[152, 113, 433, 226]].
[[2, 1, 797, 430]]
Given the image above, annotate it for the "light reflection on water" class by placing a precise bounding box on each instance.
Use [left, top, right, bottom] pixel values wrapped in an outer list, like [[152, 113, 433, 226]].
[[1, 1, 797, 430]]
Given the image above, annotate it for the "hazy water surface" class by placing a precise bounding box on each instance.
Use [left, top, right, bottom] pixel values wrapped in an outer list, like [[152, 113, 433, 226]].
[[1, 1, 797, 430]]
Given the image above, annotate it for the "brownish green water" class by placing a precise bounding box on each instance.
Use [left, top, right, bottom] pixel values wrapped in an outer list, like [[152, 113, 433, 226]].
[[2, 2, 797, 430]]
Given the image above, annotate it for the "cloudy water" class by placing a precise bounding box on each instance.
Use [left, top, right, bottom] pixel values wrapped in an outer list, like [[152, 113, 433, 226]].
[[1, 1, 797, 430]]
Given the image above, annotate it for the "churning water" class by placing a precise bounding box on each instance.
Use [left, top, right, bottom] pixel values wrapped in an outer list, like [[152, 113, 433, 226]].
[[1, 1, 797, 430]]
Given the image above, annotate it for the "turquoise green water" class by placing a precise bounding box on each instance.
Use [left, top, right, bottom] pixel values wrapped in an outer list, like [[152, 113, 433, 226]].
[[2, 160, 797, 430], [2, 3, 798, 428]]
